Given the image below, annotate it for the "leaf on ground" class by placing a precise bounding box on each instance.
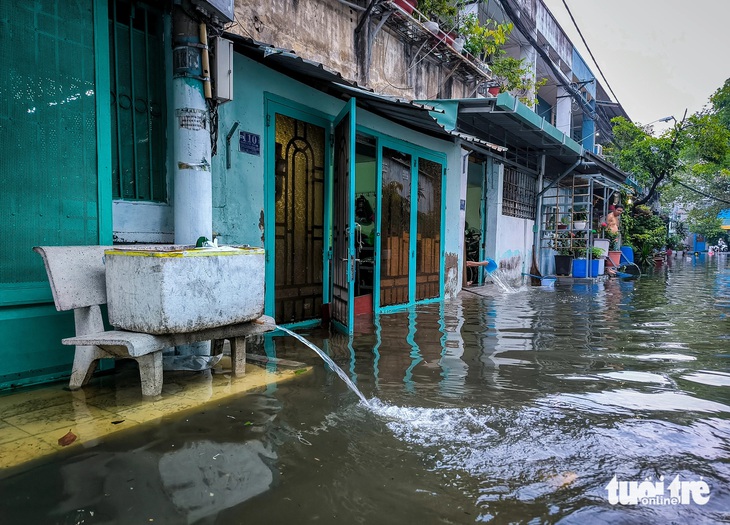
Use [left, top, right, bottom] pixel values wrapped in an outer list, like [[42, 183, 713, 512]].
[[58, 430, 77, 446]]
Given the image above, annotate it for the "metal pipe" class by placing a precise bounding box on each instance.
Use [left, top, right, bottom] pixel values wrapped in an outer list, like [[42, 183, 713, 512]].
[[199, 22, 212, 99]]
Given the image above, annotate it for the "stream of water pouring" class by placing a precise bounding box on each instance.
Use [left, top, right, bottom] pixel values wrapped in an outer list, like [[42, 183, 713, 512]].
[[489, 269, 518, 293], [275, 326, 371, 407]]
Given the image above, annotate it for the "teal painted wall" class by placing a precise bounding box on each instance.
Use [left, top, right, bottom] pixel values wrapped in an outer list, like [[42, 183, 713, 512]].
[[0, 305, 75, 390], [0, 0, 113, 391]]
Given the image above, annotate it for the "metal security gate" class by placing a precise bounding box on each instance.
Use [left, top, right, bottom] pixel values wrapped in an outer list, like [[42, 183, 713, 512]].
[[109, 0, 166, 202], [0, 0, 101, 291]]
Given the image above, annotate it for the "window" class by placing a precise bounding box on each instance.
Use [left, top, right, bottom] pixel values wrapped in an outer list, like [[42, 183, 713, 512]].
[[502, 167, 536, 219], [109, 0, 167, 201]]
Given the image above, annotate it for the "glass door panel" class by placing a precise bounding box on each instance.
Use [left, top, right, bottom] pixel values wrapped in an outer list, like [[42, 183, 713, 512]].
[[379, 147, 412, 307], [415, 158, 442, 300]]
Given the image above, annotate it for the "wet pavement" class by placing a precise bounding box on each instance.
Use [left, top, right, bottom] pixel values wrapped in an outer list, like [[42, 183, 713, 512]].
[[1, 254, 729, 524], [0, 353, 309, 470]]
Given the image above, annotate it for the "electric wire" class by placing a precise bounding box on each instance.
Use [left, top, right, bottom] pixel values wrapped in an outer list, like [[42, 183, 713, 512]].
[[559, 0, 620, 104]]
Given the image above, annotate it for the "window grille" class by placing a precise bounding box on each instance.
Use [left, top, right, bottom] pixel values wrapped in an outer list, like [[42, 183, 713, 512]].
[[502, 167, 536, 219], [109, 0, 167, 201]]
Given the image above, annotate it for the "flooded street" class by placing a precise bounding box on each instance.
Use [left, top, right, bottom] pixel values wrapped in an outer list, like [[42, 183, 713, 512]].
[[2, 255, 730, 524]]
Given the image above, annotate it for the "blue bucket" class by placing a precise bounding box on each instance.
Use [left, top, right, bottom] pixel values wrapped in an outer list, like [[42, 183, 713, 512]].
[[484, 258, 498, 274]]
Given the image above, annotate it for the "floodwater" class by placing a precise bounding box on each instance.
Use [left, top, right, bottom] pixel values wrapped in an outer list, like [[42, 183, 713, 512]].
[[2, 254, 730, 524]]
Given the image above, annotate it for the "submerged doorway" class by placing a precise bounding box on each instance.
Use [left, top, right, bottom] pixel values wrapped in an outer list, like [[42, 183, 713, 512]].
[[464, 156, 487, 284], [273, 113, 326, 324], [379, 147, 444, 308]]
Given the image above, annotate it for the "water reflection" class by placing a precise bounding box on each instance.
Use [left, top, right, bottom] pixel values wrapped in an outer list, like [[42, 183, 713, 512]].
[[3, 257, 730, 523]]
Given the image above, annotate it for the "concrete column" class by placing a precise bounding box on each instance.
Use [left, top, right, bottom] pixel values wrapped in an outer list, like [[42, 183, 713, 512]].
[[172, 8, 212, 245], [555, 86, 572, 135], [485, 159, 503, 261]]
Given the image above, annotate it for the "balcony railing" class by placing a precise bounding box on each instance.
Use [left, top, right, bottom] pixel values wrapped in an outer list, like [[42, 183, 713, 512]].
[[372, 1, 493, 83]]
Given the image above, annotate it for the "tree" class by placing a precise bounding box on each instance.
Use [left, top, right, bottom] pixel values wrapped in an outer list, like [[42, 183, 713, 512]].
[[607, 116, 687, 207], [658, 79, 730, 234]]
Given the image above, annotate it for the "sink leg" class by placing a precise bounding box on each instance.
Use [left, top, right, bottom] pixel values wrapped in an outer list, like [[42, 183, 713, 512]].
[[230, 337, 246, 376], [137, 352, 163, 397]]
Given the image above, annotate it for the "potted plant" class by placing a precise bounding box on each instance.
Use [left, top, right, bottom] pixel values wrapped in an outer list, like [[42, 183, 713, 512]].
[[573, 208, 588, 230], [488, 55, 548, 107], [551, 230, 573, 276], [418, 0, 457, 32], [572, 245, 601, 277]]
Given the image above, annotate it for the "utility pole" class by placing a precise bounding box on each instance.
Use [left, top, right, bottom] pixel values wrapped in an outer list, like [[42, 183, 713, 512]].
[[171, 5, 213, 359], [172, 6, 212, 246]]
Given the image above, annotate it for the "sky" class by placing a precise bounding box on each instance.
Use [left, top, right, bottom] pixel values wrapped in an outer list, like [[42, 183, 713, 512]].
[[540, 0, 730, 132]]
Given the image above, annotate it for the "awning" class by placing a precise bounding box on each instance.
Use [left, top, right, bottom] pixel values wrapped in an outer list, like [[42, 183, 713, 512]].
[[421, 92, 629, 185], [225, 34, 506, 151]]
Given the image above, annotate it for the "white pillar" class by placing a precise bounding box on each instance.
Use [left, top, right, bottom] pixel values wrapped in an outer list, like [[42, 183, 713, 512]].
[[555, 86, 572, 135], [519, 45, 537, 107]]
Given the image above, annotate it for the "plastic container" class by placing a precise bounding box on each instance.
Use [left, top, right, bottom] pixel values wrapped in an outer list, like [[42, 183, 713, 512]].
[[621, 246, 634, 264], [572, 259, 600, 278]]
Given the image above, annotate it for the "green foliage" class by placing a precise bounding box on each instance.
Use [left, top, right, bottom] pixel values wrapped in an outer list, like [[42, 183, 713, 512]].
[[625, 205, 667, 257], [604, 229, 619, 251], [665, 234, 683, 250], [710, 78, 730, 130], [590, 246, 604, 259], [635, 243, 655, 269], [460, 13, 513, 57], [686, 208, 724, 244], [488, 55, 547, 107], [607, 117, 684, 206], [652, 78, 730, 235], [550, 230, 573, 256], [684, 113, 730, 165], [418, 0, 458, 27]]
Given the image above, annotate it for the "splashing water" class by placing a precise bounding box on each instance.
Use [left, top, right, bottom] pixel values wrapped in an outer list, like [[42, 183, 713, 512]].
[[276, 326, 371, 407], [490, 269, 518, 293]]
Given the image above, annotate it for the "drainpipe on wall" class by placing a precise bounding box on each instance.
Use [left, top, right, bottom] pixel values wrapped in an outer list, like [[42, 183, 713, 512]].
[[172, 7, 212, 246]]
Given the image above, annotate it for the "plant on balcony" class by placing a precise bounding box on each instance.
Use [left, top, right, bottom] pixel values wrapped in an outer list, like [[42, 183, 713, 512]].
[[460, 13, 513, 58], [488, 55, 547, 107], [418, 0, 458, 28]]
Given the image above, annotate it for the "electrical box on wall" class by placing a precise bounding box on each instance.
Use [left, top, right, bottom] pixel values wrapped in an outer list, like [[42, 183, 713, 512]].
[[212, 37, 233, 103], [191, 0, 234, 23]]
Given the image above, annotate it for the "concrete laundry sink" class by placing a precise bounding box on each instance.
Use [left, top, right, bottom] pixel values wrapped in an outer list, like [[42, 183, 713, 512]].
[[105, 246, 265, 334]]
